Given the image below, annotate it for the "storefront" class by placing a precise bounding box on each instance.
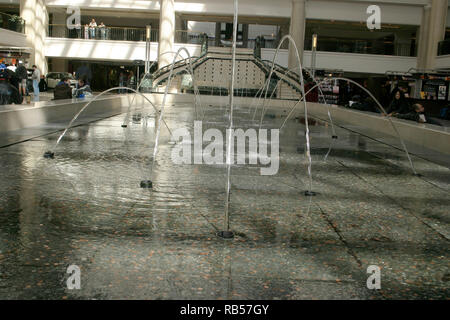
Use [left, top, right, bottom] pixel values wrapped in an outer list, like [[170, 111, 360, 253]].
[[387, 70, 450, 116], [0, 46, 31, 66]]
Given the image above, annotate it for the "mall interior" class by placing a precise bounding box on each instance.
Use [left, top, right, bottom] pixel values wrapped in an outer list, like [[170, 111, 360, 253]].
[[0, 0, 448, 300]]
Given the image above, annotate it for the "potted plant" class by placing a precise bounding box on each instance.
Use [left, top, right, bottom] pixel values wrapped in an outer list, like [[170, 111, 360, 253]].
[[8, 14, 24, 33]]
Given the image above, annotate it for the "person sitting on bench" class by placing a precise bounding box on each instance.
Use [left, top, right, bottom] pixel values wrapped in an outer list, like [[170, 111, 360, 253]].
[[53, 77, 73, 100]]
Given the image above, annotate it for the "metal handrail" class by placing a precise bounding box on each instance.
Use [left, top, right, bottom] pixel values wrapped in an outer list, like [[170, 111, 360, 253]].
[[152, 54, 207, 87]]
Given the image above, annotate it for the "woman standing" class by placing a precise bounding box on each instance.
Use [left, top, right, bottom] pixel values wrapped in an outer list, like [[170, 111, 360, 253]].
[[127, 71, 136, 90]]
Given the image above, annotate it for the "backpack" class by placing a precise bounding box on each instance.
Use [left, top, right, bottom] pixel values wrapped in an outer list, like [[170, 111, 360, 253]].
[[54, 83, 72, 100]]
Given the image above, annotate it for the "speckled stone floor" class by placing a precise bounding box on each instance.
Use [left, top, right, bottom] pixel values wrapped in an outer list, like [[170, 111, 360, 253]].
[[0, 101, 448, 299]]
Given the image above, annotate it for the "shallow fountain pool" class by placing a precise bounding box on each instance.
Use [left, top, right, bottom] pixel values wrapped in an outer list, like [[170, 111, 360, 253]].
[[0, 101, 448, 299]]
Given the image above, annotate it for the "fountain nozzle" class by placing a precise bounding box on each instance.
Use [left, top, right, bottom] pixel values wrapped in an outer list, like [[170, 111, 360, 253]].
[[140, 180, 153, 188], [217, 231, 234, 239], [44, 151, 55, 159]]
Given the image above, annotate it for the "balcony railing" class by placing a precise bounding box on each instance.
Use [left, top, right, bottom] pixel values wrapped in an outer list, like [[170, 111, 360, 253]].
[[48, 24, 159, 41], [303, 37, 415, 57], [0, 12, 25, 34], [48, 25, 213, 45], [48, 25, 226, 48], [46, 24, 413, 57]]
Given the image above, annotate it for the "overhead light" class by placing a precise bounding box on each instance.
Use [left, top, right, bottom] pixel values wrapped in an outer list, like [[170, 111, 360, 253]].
[[146, 25, 151, 40], [312, 34, 318, 49]]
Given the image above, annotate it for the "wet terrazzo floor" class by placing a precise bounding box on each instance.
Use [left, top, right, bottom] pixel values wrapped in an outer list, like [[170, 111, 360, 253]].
[[0, 101, 448, 299]]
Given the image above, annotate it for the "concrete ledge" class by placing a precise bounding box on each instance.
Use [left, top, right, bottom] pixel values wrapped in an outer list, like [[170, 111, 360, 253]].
[[0, 28, 28, 47], [259, 100, 450, 157], [2, 92, 448, 162], [0, 95, 129, 133], [145, 93, 450, 158]]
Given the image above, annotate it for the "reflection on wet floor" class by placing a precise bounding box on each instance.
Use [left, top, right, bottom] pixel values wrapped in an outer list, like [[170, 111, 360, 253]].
[[0, 102, 448, 300]]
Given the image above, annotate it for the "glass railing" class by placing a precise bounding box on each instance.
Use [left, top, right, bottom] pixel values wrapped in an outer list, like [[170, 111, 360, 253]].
[[175, 30, 216, 47], [48, 25, 217, 48], [303, 37, 415, 56], [48, 24, 159, 41], [0, 12, 25, 33], [438, 39, 450, 56], [247, 38, 278, 49], [48, 25, 217, 45], [45, 24, 416, 57]]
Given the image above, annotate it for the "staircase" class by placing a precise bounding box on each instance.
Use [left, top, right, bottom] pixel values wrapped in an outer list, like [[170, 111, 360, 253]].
[[152, 47, 307, 100]]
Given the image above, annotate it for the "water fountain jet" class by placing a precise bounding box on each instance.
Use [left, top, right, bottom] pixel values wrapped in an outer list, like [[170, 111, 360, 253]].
[[44, 87, 169, 159], [121, 51, 205, 127], [280, 77, 418, 175], [218, 0, 239, 239]]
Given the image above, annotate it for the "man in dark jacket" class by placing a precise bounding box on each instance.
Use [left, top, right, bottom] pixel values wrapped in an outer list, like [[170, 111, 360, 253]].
[[16, 63, 28, 99], [53, 77, 73, 100], [394, 103, 442, 126]]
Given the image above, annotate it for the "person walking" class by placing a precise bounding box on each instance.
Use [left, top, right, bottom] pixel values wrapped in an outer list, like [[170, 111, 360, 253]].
[[31, 65, 41, 102]]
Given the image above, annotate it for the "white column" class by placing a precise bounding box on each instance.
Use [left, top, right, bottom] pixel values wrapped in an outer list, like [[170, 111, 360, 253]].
[[416, 4, 430, 69], [20, 0, 48, 74], [20, 0, 36, 67], [417, 0, 448, 70], [158, 0, 175, 69], [288, 0, 306, 71]]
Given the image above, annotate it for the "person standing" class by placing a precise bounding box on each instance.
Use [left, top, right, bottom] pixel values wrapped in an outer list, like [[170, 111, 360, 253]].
[[99, 22, 106, 40], [31, 65, 41, 101], [119, 71, 125, 93], [127, 71, 136, 90], [84, 24, 89, 39], [75, 22, 82, 39], [89, 19, 97, 39], [16, 63, 27, 100]]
